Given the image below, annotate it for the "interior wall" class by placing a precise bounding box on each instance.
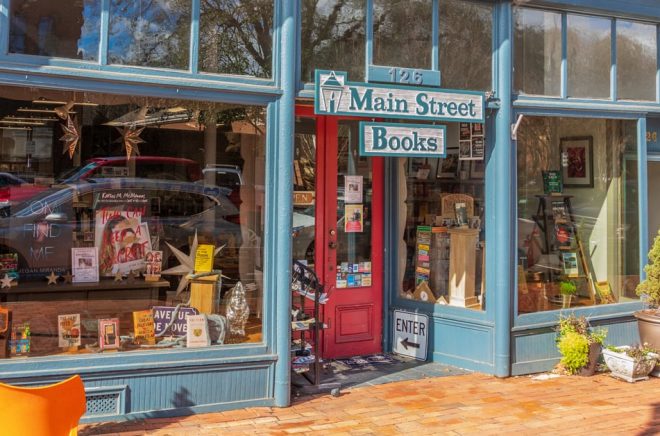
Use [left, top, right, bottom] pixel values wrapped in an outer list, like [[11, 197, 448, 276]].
[[649, 160, 660, 243]]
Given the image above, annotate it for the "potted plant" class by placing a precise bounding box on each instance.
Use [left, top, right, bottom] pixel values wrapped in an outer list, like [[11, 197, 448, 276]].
[[635, 229, 660, 349], [559, 280, 577, 309], [555, 315, 606, 376], [602, 344, 658, 382]]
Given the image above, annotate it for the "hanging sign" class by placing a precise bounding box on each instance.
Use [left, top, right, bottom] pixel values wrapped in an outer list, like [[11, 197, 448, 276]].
[[360, 122, 446, 158], [392, 309, 428, 361], [315, 70, 485, 123]]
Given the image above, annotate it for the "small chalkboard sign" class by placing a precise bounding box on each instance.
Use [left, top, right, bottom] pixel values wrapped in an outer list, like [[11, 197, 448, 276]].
[[542, 171, 563, 194]]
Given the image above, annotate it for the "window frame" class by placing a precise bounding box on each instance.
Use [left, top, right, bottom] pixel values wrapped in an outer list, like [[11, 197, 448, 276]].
[[511, 107, 648, 329], [0, 0, 278, 88], [514, 5, 660, 105]]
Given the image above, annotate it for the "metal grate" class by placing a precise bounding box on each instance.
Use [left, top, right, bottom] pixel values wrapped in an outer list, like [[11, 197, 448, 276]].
[[86, 393, 120, 417]]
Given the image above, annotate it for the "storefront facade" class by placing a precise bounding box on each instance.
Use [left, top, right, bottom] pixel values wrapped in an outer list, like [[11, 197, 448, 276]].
[[0, 0, 658, 421]]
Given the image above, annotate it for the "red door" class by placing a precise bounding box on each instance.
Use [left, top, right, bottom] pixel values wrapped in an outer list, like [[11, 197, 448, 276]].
[[294, 106, 383, 359]]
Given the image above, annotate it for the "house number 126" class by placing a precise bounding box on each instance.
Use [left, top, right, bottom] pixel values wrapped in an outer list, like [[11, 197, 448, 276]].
[[388, 68, 423, 85]]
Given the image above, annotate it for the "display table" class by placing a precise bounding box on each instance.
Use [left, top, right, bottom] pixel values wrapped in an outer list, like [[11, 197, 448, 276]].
[[448, 227, 480, 308]]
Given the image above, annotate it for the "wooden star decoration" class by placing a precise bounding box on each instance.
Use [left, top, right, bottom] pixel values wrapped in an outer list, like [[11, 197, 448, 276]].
[[114, 271, 124, 282], [46, 271, 59, 285], [116, 126, 145, 159], [161, 232, 225, 295], [62, 271, 73, 284], [1, 274, 14, 289], [60, 115, 80, 159]]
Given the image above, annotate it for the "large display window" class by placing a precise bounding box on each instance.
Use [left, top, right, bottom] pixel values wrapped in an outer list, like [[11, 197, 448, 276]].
[[398, 122, 486, 311], [0, 85, 266, 358], [516, 116, 639, 314]]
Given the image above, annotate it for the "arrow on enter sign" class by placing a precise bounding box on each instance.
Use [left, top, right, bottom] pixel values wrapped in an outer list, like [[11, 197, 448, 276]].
[[400, 337, 420, 350]]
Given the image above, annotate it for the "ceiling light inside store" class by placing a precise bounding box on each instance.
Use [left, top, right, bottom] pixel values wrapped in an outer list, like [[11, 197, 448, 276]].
[[0, 120, 46, 126], [17, 108, 75, 114], [3, 116, 58, 122], [31, 99, 98, 106]]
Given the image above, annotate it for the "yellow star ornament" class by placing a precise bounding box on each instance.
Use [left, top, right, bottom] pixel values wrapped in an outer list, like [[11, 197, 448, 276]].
[[116, 126, 145, 159]]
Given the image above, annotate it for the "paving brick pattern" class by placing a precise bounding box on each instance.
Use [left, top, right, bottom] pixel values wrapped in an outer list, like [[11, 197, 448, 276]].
[[81, 373, 660, 435]]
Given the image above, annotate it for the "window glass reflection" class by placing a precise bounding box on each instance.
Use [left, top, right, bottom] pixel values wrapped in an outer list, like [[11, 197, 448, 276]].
[[617, 20, 657, 101], [514, 8, 561, 96], [0, 86, 266, 357], [199, 0, 273, 78], [567, 14, 611, 99], [517, 117, 639, 314], [9, 0, 101, 61], [301, 0, 366, 83], [108, 0, 192, 69], [439, 0, 493, 91], [373, 0, 432, 69]]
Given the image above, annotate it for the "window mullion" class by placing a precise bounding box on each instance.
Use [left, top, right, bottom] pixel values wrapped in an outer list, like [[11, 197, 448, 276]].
[[99, 0, 110, 65], [611, 18, 617, 101], [432, 0, 439, 72], [365, 0, 373, 79], [190, 0, 200, 74], [561, 13, 567, 98], [0, 0, 9, 55]]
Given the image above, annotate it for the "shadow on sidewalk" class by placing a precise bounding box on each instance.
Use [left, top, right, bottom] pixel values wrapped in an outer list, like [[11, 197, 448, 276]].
[[80, 386, 195, 435], [638, 401, 660, 436], [291, 353, 470, 401]]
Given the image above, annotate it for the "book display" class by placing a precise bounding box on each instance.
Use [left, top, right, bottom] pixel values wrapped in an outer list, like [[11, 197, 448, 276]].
[[522, 194, 597, 311]]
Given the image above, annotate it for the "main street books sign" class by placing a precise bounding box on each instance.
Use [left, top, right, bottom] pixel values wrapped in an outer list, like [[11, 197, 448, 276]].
[[392, 309, 429, 361], [315, 70, 484, 123], [360, 122, 446, 158]]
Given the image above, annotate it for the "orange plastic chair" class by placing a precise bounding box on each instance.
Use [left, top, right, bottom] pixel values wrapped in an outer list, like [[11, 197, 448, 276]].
[[0, 374, 86, 436]]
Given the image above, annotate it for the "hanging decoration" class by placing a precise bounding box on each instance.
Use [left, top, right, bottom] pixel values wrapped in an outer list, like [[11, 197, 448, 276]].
[[60, 115, 80, 159], [54, 101, 75, 120], [116, 126, 145, 158]]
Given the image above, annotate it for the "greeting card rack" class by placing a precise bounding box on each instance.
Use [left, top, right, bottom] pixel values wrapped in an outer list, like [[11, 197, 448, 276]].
[[290, 261, 339, 396]]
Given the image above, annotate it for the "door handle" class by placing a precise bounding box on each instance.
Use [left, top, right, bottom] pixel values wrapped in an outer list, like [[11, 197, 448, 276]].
[[328, 241, 337, 249]]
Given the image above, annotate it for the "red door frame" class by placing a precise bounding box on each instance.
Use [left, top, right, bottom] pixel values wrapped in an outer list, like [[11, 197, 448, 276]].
[[295, 105, 384, 358]]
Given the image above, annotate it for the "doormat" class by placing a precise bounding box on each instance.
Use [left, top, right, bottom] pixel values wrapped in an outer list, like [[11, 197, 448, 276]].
[[334, 354, 397, 369]]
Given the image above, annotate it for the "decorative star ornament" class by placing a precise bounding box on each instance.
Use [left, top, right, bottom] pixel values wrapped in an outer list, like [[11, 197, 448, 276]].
[[54, 101, 75, 120], [114, 271, 124, 282], [60, 115, 80, 159], [116, 126, 145, 159], [161, 232, 226, 295], [1, 274, 14, 289], [46, 271, 59, 285], [62, 271, 73, 284]]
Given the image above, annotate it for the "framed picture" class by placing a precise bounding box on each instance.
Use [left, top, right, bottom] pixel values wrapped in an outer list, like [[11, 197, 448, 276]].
[[436, 148, 459, 179], [560, 136, 594, 188], [470, 160, 485, 179]]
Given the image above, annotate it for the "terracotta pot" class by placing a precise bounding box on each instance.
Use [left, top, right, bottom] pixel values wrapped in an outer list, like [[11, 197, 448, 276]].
[[579, 342, 601, 376], [634, 310, 660, 350]]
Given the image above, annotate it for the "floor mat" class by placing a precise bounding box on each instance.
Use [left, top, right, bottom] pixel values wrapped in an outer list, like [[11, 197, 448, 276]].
[[334, 353, 396, 369]]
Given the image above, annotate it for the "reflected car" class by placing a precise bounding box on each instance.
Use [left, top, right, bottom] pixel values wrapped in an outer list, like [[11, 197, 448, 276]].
[[58, 156, 203, 184], [0, 178, 241, 280]]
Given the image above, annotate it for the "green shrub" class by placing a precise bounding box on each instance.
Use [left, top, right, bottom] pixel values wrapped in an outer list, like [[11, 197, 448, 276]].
[[637, 229, 660, 309], [557, 330, 590, 374]]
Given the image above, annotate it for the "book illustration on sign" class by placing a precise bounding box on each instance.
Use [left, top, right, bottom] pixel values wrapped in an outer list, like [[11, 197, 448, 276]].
[[98, 318, 120, 350], [58, 314, 81, 348]]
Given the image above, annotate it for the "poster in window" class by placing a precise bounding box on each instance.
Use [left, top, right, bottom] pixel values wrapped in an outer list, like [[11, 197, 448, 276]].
[[344, 175, 363, 204], [436, 149, 459, 178], [344, 204, 363, 233], [560, 136, 594, 187], [562, 252, 579, 277], [71, 247, 99, 283], [94, 191, 151, 276]]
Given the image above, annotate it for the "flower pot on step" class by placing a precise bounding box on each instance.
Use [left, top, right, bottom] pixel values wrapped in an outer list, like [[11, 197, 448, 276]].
[[634, 310, 660, 350], [578, 342, 601, 376]]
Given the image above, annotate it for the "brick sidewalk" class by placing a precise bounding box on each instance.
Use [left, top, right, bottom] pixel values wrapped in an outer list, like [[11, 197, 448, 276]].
[[81, 373, 660, 435]]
